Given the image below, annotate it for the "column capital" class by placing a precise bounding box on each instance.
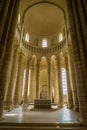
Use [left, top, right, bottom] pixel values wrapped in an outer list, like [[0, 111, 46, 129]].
[[13, 44, 19, 50], [18, 50, 25, 57], [25, 56, 31, 67], [37, 57, 41, 64], [55, 55, 60, 65], [63, 50, 69, 57], [46, 57, 51, 62]]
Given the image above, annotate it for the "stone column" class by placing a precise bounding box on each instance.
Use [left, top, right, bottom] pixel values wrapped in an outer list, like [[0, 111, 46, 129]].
[[36, 59, 40, 99], [0, 0, 15, 72], [32, 65, 37, 101], [5, 45, 19, 109], [0, 0, 4, 15], [50, 62, 53, 102], [29, 67, 33, 103], [76, 0, 87, 52], [14, 52, 24, 107], [53, 62, 59, 105], [23, 57, 30, 109], [71, 0, 87, 92], [0, 0, 20, 118], [67, 0, 87, 124], [81, 0, 87, 22], [0, 0, 10, 40], [69, 46, 79, 111], [64, 54, 73, 109], [56, 56, 63, 107], [47, 58, 51, 99]]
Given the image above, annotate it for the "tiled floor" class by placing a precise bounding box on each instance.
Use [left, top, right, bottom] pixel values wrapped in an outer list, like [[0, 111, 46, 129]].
[[0, 105, 80, 124]]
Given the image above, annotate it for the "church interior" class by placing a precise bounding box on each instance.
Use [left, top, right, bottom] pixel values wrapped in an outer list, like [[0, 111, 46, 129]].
[[0, 0, 87, 129]]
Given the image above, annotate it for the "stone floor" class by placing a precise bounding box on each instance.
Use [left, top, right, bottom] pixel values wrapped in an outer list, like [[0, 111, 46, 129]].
[[0, 105, 80, 124]]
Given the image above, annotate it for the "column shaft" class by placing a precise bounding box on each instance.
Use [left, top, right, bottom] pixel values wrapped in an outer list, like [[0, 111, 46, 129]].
[[69, 46, 79, 111], [50, 64, 53, 101], [0, 0, 15, 72], [0, 0, 4, 16], [72, 0, 87, 92], [36, 60, 40, 99], [5, 46, 19, 109], [47, 60, 51, 99], [76, 0, 87, 52], [64, 55, 73, 109], [29, 67, 33, 102], [0, 0, 20, 118], [67, 0, 87, 123], [81, 0, 87, 21], [57, 57, 63, 107], [54, 64, 59, 105], [23, 58, 30, 107], [0, 0, 10, 40], [14, 52, 24, 107]]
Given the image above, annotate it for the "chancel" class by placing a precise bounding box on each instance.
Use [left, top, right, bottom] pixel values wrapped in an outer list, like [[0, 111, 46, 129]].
[[0, 0, 87, 130]]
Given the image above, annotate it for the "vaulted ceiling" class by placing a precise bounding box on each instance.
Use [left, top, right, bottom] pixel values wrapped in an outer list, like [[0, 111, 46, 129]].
[[19, 0, 67, 37]]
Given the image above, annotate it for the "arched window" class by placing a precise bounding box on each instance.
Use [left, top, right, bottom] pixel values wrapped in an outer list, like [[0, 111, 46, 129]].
[[25, 33, 29, 42], [59, 33, 63, 42], [42, 39, 47, 47], [61, 68, 67, 95]]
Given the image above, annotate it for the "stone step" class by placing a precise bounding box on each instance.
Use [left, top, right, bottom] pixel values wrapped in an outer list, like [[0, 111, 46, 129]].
[[0, 122, 85, 130], [0, 122, 80, 127], [0, 126, 87, 130]]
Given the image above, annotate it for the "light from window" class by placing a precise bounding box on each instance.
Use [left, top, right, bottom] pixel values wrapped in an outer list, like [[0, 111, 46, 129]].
[[42, 39, 47, 47], [59, 33, 63, 42], [62, 68, 67, 95], [18, 14, 20, 23], [25, 33, 29, 42], [28, 69, 31, 96], [22, 69, 26, 96]]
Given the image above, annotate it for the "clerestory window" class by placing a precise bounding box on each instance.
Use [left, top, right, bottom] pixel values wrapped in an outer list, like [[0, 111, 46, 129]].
[[42, 39, 47, 47], [59, 33, 63, 42], [25, 33, 29, 42], [62, 68, 68, 95]]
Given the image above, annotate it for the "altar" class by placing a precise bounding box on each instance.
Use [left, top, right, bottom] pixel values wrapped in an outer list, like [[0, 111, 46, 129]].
[[34, 99, 51, 109]]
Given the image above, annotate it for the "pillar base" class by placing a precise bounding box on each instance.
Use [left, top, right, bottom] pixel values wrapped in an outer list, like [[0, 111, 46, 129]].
[[58, 105, 63, 108], [4, 105, 14, 110], [73, 106, 79, 112], [82, 120, 87, 126], [4, 101, 14, 110], [14, 104, 19, 108], [79, 119, 87, 126], [22, 103, 28, 111], [0, 113, 4, 121], [22, 106, 28, 111], [67, 104, 73, 109], [0, 117, 5, 121]]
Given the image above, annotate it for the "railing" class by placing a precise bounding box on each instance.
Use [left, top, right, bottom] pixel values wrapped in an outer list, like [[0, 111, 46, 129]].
[[22, 39, 66, 54]]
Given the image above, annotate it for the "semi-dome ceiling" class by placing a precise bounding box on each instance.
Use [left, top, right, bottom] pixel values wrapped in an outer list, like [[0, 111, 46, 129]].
[[24, 3, 65, 36]]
